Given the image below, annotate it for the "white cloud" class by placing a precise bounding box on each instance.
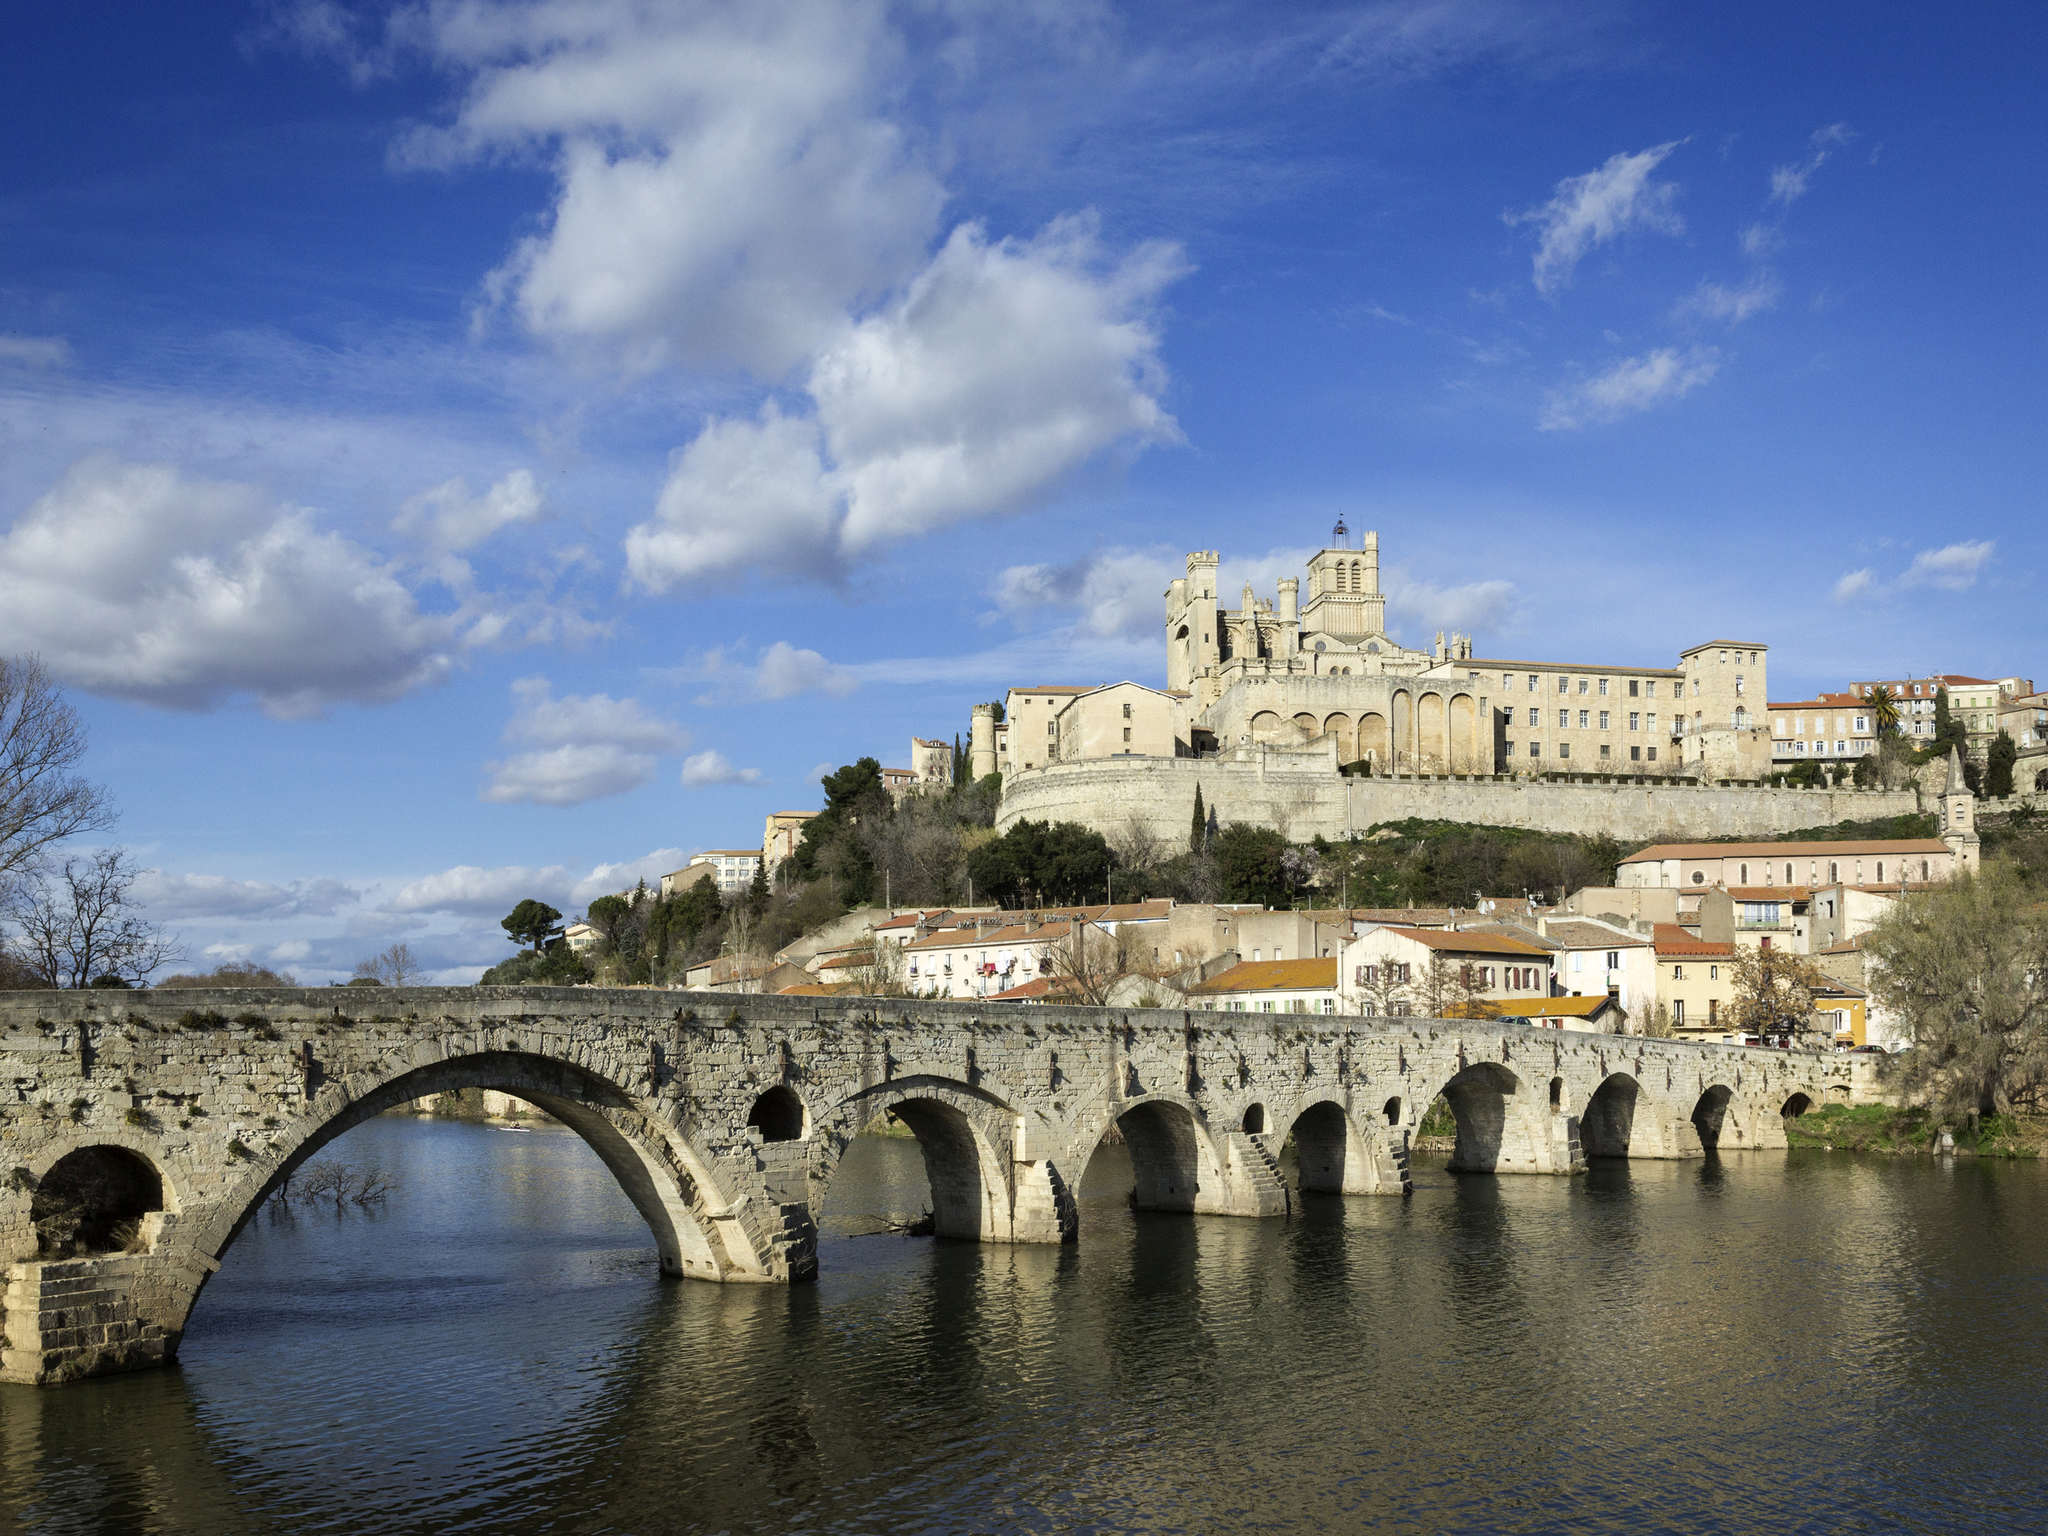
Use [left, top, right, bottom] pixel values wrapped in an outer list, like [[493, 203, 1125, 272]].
[[755, 641, 858, 700], [394, 468, 545, 552], [482, 676, 687, 806], [681, 749, 765, 787], [1900, 541, 1993, 592], [270, 939, 313, 963], [626, 406, 840, 591], [1678, 274, 1781, 324], [818, 217, 1185, 553], [625, 218, 1185, 590], [569, 848, 690, 906], [0, 458, 465, 716], [1770, 122, 1854, 206], [132, 871, 360, 919], [994, 545, 1177, 640], [1506, 141, 1687, 298], [1831, 568, 1876, 603], [1384, 567, 1518, 635], [405, 0, 944, 380], [1539, 347, 1720, 430], [0, 334, 70, 369], [1739, 221, 1779, 258], [391, 862, 569, 916]]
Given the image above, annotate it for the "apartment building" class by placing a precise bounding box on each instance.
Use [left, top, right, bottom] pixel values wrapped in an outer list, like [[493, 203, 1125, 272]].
[[1767, 692, 1875, 763]]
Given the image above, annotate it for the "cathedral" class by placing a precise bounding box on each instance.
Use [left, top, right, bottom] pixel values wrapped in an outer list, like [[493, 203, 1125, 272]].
[[973, 526, 1772, 784]]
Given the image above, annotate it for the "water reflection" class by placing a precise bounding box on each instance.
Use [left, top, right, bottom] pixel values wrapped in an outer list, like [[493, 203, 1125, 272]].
[[7, 1119, 2048, 1535]]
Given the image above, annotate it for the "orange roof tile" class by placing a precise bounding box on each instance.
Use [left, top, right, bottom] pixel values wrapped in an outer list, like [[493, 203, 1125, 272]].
[[1486, 996, 1621, 1018], [1378, 926, 1551, 956], [1652, 923, 1734, 956], [1621, 838, 1948, 862], [1190, 958, 1339, 994]]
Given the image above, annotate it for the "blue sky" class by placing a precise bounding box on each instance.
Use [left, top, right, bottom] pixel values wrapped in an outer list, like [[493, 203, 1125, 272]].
[[2, 1, 2042, 981]]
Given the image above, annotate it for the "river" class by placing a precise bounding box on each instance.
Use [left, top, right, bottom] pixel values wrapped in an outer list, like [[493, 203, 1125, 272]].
[[5, 1116, 2047, 1535]]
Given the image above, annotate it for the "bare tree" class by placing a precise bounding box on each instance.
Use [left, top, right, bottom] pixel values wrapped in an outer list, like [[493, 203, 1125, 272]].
[[353, 941, 421, 986], [1041, 921, 1154, 1005], [7, 848, 181, 988], [1727, 945, 1833, 1042], [0, 657, 116, 894], [1354, 958, 1414, 1019], [1415, 953, 1496, 1019]]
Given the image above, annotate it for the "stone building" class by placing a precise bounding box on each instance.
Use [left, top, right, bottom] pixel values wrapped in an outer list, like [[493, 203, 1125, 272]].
[[972, 526, 1774, 787]]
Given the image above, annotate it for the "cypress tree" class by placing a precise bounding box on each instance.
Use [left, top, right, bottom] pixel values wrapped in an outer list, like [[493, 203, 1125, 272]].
[[1190, 785, 1206, 853]]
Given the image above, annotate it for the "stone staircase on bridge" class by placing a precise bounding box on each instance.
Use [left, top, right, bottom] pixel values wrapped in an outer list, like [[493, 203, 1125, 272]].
[[3, 1257, 173, 1385], [1229, 1132, 1291, 1217]]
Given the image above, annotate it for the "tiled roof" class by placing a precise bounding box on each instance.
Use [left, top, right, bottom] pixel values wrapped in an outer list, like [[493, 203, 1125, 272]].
[[777, 981, 868, 996], [1487, 996, 1620, 1018], [986, 977, 1090, 1002], [1190, 958, 1339, 994], [1377, 926, 1550, 956], [1766, 693, 1866, 709], [1725, 886, 1813, 901], [1815, 940, 1865, 955], [1012, 684, 1096, 695], [1652, 924, 1734, 957], [1621, 838, 1948, 862], [903, 919, 1078, 953], [1539, 921, 1652, 949]]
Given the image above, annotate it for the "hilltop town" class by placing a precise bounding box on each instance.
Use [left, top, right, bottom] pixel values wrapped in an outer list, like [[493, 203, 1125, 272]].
[[521, 527, 2043, 1055]]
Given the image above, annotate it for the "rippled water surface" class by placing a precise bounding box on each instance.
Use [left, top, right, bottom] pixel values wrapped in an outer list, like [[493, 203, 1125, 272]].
[[7, 1116, 2048, 1535]]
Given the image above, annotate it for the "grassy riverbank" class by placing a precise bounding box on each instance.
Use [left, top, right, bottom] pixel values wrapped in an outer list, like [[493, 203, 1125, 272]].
[[1785, 1104, 2048, 1158]]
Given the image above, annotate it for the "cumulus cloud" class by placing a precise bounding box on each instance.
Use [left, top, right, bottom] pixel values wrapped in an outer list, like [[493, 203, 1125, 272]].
[[626, 218, 1184, 590], [0, 458, 465, 716], [1831, 568, 1876, 604], [1539, 347, 1720, 430], [1770, 122, 1854, 206], [0, 334, 70, 369], [391, 861, 569, 916], [1384, 567, 1518, 635], [131, 871, 360, 919], [681, 749, 764, 787], [1507, 141, 1687, 298], [394, 468, 545, 552], [482, 676, 687, 806], [402, 0, 944, 379], [1901, 540, 1994, 592], [993, 545, 1177, 640], [755, 641, 857, 700], [625, 406, 841, 589], [1678, 274, 1781, 325]]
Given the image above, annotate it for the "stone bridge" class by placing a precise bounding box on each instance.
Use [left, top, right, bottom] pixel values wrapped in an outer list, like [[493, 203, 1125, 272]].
[[0, 987, 1858, 1384]]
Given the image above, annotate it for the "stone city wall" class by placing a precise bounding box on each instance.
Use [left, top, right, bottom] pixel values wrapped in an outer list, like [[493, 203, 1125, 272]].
[[996, 752, 1925, 844]]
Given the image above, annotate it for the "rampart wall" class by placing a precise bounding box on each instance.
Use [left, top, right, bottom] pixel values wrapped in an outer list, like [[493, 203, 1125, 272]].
[[996, 752, 1926, 844]]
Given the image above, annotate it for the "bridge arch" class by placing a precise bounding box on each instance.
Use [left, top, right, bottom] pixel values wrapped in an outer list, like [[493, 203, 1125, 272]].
[[1081, 1094, 1230, 1215], [815, 1076, 1023, 1244], [1581, 1073, 1642, 1159], [171, 1044, 749, 1341], [29, 1144, 171, 1260], [1691, 1085, 1735, 1151], [1430, 1062, 1549, 1174], [1281, 1099, 1393, 1197]]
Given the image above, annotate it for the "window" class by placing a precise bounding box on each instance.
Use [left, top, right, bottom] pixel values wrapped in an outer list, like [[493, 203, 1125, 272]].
[[1599, 678, 1610, 696], [1735, 675, 1746, 696], [1122, 702, 1132, 719], [1528, 675, 1538, 692], [1673, 999, 1685, 1025], [1646, 681, 1657, 698], [1648, 747, 1658, 760], [1708, 999, 1719, 1026], [1505, 740, 1516, 757], [1320, 998, 1335, 1014], [1528, 707, 1539, 726], [1630, 681, 1640, 697], [1578, 710, 1590, 728], [1630, 712, 1640, 730], [1606, 951, 1619, 969], [1691, 870, 1704, 885], [1710, 965, 1719, 980], [1529, 742, 1540, 758], [1740, 863, 1749, 882], [1599, 711, 1610, 729], [1631, 745, 1642, 761], [1855, 716, 1868, 733], [1559, 743, 1571, 759], [1503, 673, 1515, 689], [1673, 964, 1684, 980], [1122, 727, 1131, 742], [1647, 712, 1657, 731], [1558, 709, 1570, 728], [1578, 679, 1590, 695]]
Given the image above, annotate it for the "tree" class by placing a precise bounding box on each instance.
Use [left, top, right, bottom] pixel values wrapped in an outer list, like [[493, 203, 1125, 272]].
[[1212, 824, 1301, 907], [1866, 684, 1901, 739], [1040, 920, 1148, 1005], [1864, 862, 2048, 1129], [501, 899, 563, 953], [1, 657, 116, 895], [1726, 945, 1833, 1041], [1190, 785, 1206, 854], [745, 861, 770, 918], [965, 819, 1113, 908], [1354, 957, 1413, 1018], [353, 941, 420, 986], [159, 961, 296, 988], [1931, 686, 1963, 757], [1986, 730, 2018, 799], [586, 894, 633, 952], [6, 848, 181, 988]]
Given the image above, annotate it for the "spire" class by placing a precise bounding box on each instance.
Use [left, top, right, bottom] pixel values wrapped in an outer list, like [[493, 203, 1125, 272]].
[[1945, 744, 1969, 795]]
